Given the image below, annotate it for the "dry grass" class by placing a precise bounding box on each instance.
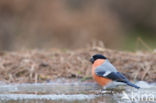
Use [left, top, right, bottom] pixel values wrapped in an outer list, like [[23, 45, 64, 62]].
[[0, 46, 155, 83]]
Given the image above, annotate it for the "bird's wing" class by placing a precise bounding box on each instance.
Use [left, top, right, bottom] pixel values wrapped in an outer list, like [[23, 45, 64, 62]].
[[107, 72, 140, 89], [95, 60, 140, 89], [95, 60, 128, 82], [106, 72, 129, 82]]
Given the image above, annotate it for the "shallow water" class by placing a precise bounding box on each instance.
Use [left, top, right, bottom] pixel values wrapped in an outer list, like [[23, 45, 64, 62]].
[[0, 80, 155, 103]]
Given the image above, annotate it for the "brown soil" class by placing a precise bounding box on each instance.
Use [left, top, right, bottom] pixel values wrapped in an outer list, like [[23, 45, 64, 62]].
[[0, 47, 155, 83]]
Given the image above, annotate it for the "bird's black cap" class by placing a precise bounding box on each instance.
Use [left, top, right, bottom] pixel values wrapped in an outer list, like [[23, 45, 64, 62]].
[[90, 54, 107, 64]]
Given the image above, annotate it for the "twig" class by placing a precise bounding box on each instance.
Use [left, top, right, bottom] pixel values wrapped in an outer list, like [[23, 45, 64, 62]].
[[137, 37, 153, 52]]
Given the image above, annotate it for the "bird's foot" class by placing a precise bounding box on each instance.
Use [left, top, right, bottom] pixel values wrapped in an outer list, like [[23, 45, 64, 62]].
[[100, 88, 113, 94]]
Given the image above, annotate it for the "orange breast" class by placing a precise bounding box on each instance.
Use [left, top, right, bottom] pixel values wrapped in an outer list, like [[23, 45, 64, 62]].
[[92, 59, 112, 87]]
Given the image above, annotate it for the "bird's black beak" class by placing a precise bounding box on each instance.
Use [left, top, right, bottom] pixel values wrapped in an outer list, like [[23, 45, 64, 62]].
[[90, 57, 94, 64]]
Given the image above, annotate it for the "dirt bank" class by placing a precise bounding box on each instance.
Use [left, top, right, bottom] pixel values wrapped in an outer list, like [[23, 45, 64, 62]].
[[0, 47, 155, 83]]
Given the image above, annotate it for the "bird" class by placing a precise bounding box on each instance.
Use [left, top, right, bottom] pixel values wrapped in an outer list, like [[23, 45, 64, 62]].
[[90, 54, 140, 89]]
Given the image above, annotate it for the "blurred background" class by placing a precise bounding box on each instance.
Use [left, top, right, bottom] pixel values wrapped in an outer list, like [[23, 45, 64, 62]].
[[0, 0, 156, 51]]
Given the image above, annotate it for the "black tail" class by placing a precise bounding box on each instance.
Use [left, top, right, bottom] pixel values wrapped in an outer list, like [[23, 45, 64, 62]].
[[126, 82, 140, 89]]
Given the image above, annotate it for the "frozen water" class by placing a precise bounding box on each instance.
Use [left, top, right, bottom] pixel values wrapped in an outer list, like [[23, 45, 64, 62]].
[[136, 81, 156, 89], [0, 94, 96, 101], [0, 80, 155, 103]]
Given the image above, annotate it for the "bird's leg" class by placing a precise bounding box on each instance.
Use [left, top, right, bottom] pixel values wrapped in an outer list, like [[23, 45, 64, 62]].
[[100, 87, 113, 94]]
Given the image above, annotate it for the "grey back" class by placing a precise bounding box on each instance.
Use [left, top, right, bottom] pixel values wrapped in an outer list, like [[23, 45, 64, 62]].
[[95, 59, 118, 73]]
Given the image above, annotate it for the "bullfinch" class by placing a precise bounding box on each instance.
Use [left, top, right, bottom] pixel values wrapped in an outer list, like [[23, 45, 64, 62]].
[[90, 54, 140, 89]]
